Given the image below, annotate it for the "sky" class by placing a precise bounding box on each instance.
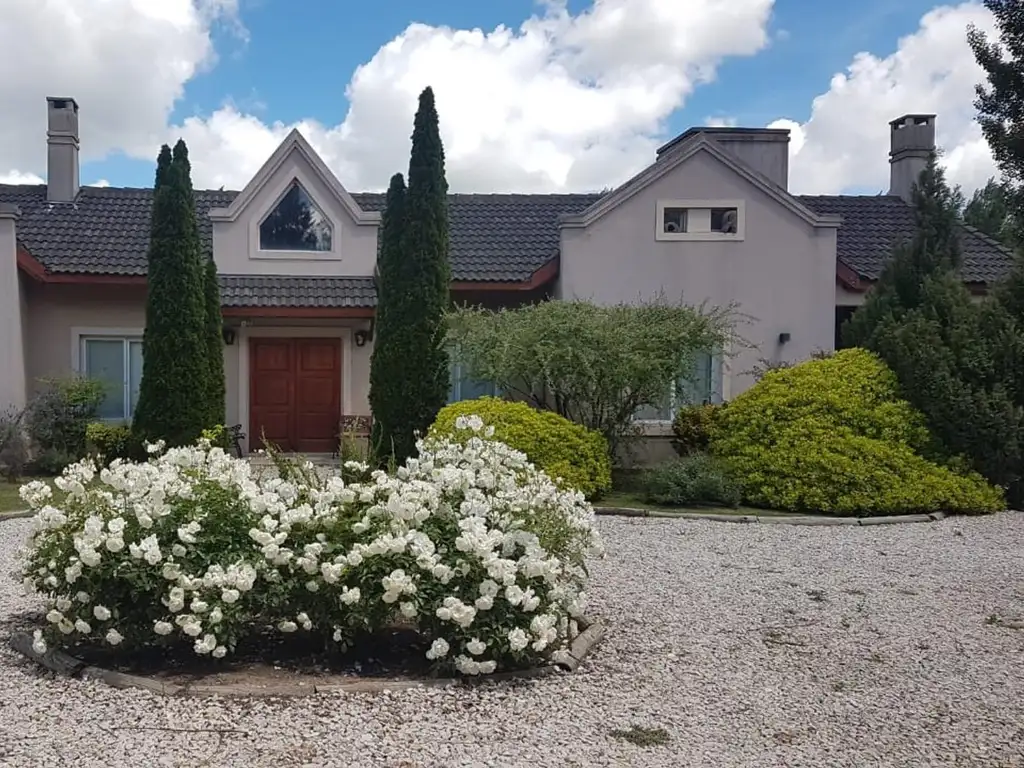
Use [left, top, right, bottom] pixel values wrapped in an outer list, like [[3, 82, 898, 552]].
[[0, 0, 1006, 197]]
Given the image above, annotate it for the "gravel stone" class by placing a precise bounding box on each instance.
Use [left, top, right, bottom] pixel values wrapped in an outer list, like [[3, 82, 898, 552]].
[[1, 512, 1023, 767]]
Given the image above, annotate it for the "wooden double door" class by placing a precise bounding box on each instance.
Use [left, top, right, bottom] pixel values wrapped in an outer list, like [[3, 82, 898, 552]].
[[249, 338, 341, 453]]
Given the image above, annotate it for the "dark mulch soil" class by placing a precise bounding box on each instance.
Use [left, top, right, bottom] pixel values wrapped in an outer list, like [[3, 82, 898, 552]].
[[67, 624, 438, 687]]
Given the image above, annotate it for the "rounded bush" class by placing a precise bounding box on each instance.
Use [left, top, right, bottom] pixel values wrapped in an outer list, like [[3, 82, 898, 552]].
[[20, 421, 602, 676], [641, 452, 741, 508], [671, 403, 718, 456], [430, 397, 612, 499], [710, 348, 1005, 516]]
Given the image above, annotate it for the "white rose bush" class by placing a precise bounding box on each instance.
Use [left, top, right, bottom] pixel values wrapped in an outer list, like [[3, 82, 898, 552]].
[[19, 416, 602, 676]]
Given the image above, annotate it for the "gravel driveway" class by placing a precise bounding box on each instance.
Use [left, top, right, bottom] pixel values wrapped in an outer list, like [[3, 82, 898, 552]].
[[0, 513, 1022, 768]]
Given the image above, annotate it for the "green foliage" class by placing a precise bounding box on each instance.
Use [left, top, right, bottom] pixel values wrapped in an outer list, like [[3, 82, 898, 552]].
[[85, 422, 134, 462], [369, 86, 451, 466], [640, 453, 740, 508], [670, 403, 718, 456], [963, 178, 1018, 246], [203, 257, 226, 427], [844, 154, 1024, 502], [446, 297, 733, 457], [430, 397, 612, 499], [133, 141, 210, 448], [25, 377, 105, 473], [710, 350, 1005, 516], [0, 404, 27, 482]]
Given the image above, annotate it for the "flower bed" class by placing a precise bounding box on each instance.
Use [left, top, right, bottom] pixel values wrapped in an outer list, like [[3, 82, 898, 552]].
[[18, 416, 602, 678]]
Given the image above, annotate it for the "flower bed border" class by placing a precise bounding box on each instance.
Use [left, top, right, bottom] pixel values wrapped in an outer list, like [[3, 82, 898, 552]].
[[7, 617, 605, 698], [594, 506, 948, 525]]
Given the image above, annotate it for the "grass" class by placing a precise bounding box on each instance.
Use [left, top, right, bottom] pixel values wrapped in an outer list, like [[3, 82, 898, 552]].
[[596, 490, 794, 517], [0, 477, 54, 515]]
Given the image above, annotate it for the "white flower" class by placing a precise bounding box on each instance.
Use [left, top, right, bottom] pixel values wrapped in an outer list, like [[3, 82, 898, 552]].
[[153, 621, 173, 636], [507, 627, 530, 651], [221, 588, 240, 604], [474, 595, 494, 611], [182, 621, 203, 637], [212, 645, 227, 658], [107, 517, 125, 534], [194, 633, 217, 655], [190, 600, 209, 614], [74, 619, 91, 634], [171, 544, 187, 558], [399, 602, 417, 618], [45, 610, 63, 625], [340, 586, 361, 605], [92, 605, 111, 621], [105, 629, 123, 646], [75, 591, 90, 604], [31, 630, 47, 655], [466, 638, 486, 656], [425, 638, 450, 660], [504, 585, 525, 606], [55, 597, 72, 612], [278, 620, 298, 633], [208, 607, 223, 624]]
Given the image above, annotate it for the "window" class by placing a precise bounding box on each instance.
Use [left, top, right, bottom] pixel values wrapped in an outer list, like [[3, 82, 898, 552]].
[[710, 207, 739, 233], [656, 200, 744, 241], [448, 360, 499, 403], [633, 351, 719, 421], [259, 180, 333, 252], [662, 207, 688, 234], [82, 337, 143, 421]]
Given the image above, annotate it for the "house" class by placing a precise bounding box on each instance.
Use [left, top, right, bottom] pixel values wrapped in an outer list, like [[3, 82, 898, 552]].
[[0, 98, 1013, 458]]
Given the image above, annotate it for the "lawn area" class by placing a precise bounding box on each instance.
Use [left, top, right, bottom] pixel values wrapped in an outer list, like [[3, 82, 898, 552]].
[[597, 490, 794, 517]]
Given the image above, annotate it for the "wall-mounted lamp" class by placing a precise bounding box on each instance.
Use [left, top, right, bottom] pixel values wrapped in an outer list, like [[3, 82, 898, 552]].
[[777, 332, 791, 345], [354, 319, 375, 348], [222, 327, 236, 346]]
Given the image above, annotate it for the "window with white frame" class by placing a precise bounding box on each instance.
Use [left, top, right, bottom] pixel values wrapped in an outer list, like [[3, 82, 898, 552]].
[[634, 351, 720, 421], [656, 199, 744, 241], [81, 337, 144, 421]]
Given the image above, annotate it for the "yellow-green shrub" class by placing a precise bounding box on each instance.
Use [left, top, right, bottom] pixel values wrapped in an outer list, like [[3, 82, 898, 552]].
[[84, 422, 134, 462], [430, 397, 612, 499], [710, 348, 1005, 516]]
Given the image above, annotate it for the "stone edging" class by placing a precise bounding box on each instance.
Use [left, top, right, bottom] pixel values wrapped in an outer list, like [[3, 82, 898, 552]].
[[594, 506, 948, 526], [0, 510, 35, 521], [7, 617, 605, 698]]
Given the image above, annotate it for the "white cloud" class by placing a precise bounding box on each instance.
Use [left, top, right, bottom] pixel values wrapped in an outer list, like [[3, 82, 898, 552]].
[[776, 2, 999, 195], [0, 170, 43, 185], [0, 0, 775, 193], [0, 0, 241, 178]]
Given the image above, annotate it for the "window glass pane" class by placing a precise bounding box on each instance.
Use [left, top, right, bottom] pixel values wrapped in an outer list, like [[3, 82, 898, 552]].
[[460, 373, 496, 401], [128, 341, 144, 417], [678, 352, 713, 405], [259, 181, 332, 251], [85, 339, 126, 420]]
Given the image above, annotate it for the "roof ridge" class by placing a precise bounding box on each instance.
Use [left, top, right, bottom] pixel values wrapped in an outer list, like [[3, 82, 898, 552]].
[[958, 220, 1015, 257]]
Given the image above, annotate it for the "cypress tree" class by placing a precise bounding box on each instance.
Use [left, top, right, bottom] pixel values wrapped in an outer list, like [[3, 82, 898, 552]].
[[203, 256, 226, 427], [368, 87, 452, 465], [368, 173, 408, 462], [132, 141, 209, 448]]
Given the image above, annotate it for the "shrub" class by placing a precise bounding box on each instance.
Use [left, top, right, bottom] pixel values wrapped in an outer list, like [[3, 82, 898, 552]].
[[85, 423, 134, 462], [710, 349, 1005, 516], [25, 377, 105, 473], [671, 404, 719, 456], [20, 417, 601, 677], [641, 453, 741, 508], [430, 397, 612, 499], [0, 404, 28, 482]]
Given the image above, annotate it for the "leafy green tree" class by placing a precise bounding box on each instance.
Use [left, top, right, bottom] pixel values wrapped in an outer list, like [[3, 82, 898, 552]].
[[203, 256, 226, 427], [963, 178, 1016, 244], [132, 141, 209, 448], [445, 298, 733, 458], [368, 87, 452, 465]]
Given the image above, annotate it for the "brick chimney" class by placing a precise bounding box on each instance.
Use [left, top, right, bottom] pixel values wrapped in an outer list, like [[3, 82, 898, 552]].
[[888, 114, 935, 203], [46, 97, 80, 202]]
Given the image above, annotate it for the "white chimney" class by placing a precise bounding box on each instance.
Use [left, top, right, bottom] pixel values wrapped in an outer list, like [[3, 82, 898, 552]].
[[888, 114, 935, 203], [46, 97, 80, 202]]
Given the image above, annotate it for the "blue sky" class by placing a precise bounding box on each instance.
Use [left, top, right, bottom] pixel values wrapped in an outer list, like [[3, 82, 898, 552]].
[[14, 0, 995, 195]]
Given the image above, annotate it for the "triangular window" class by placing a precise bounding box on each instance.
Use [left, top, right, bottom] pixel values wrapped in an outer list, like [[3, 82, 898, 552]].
[[259, 180, 333, 251]]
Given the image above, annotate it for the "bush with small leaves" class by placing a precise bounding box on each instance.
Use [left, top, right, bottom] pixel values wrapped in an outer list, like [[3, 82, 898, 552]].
[[641, 453, 741, 508]]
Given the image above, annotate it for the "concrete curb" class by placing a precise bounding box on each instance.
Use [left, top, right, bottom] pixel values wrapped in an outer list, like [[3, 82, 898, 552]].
[[0, 510, 35, 521], [8, 617, 605, 698], [593, 506, 947, 526]]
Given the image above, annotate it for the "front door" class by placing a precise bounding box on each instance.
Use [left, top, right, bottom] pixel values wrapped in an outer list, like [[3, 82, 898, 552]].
[[249, 338, 341, 453]]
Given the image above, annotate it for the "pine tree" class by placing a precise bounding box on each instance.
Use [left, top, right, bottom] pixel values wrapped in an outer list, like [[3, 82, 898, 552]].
[[368, 87, 452, 465], [132, 142, 209, 448], [203, 256, 226, 427]]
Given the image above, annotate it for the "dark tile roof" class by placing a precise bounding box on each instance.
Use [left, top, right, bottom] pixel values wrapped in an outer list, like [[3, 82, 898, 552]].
[[218, 275, 376, 308], [798, 194, 1013, 284], [0, 183, 599, 283], [2, 184, 1011, 288]]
